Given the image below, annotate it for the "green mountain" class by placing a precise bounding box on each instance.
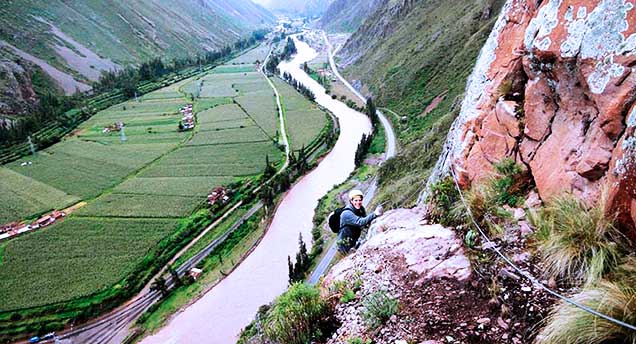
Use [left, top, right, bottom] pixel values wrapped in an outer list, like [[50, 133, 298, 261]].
[[319, 0, 384, 32], [0, 0, 274, 114], [336, 0, 505, 207]]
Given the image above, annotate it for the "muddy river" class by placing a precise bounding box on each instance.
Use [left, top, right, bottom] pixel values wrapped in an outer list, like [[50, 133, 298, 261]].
[[140, 34, 371, 344]]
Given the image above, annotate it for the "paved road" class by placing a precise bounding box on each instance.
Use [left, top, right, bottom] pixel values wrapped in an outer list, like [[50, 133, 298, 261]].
[[308, 32, 398, 285]]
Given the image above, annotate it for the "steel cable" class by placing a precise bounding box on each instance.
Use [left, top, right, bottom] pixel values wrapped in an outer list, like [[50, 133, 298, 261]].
[[448, 168, 636, 331]]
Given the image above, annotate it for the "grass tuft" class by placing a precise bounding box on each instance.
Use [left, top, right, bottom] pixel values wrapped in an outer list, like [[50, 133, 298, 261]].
[[262, 283, 329, 344], [536, 278, 636, 344], [529, 194, 628, 286]]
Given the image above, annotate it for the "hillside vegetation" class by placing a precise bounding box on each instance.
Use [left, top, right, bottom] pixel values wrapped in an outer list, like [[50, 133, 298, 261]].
[[0, 0, 273, 79], [0, 0, 274, 123], [319, 0, 384, 33], [337, 0, 505, 208]]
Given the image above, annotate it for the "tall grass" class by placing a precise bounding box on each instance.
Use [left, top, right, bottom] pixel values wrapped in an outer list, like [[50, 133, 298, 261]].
[[442, 159, 523, 233], [536, 279, 636, 344], [529, 194, 627, 286]]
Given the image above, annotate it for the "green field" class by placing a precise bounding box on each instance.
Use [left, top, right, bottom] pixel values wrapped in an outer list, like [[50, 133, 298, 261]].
[[6, 141, 177, 198], [0, 168, 80, 223], [75, 193, 205, 218], [228, 44, 269, 64], [273, 78, 327, 150], [212, 64, 257, 74], [0, 217, 177, 310], [113, 176, 235, 197], [0, 45, 325, 315]]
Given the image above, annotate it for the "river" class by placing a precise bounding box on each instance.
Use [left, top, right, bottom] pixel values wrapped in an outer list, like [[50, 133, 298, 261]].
[[140, 34, 371, 344]]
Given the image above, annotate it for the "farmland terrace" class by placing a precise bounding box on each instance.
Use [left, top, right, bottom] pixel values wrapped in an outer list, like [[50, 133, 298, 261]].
[[0, 43, 329, 339]]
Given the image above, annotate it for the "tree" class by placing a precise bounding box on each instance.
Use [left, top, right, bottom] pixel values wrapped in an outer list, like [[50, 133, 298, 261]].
[[150, 276, 169, 298], [263, 155, 277, 180], [259, 184, 275, 208], [288, 233, 310, 284], [167, 264, 182, 288], [366, 97, 379, 134]]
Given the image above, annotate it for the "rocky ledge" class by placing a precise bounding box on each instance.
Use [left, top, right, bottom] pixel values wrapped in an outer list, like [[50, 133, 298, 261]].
[[320, 208, 551, 343]]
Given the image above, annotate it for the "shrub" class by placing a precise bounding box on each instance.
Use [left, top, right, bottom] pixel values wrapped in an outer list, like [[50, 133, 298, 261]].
[[458, 183, 512, 234], [348, 337, 372, 344], [428, 177, 462, 227], [496, 79, 513, 99], [341, 288, 356, 303], [536, 278, 636, 344], [361, 290, 398, 329], [262, 283, 328, 344], [491, 158, 524, 207], [529, 194, 627, 286], [330, 280, 357, 304]]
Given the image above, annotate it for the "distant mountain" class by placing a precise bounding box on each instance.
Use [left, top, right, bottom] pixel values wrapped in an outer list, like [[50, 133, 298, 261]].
[[261, 0, 333, 16], [319, 0, 384, 32], [0, 0, 274, 115]]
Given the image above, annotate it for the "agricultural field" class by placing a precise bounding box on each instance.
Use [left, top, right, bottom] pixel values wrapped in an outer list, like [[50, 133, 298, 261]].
[[273, 78, 327, 150], [75, 193, 205, 218], [228, 43, 269, 64], [0, 168, 80, 223], [0, 217, 177, 310], [139, 142, 283, 178], [113, 176, 235, 197], [211, 64, 257, 74], [0, 43, 326, 314], [186, 126, 269, 146], [6, 140, 177, 198]]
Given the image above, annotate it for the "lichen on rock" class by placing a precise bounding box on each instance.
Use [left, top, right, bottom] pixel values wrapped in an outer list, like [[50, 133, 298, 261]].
[[425, 0, 636, 238]]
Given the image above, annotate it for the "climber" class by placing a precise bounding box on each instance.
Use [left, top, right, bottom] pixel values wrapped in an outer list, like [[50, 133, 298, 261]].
[[337, 189, 383, 254]]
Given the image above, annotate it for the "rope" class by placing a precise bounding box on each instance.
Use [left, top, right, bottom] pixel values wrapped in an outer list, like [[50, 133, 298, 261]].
[[448, 168, 636, 331]]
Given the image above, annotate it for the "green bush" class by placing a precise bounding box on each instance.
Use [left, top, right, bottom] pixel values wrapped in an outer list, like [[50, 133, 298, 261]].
[[491, 158, 524, 207], [262, 283, 328, 344], [529, 194, 627, 286], [348, 337, 372, 344], [361, 290, 398, 329], [428, 177, 462, 227]]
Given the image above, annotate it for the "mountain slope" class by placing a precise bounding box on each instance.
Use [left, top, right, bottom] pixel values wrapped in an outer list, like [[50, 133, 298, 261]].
[[334, 0, 505, 208], [319, 0, 384, 32], [0, 0, 274, 94]]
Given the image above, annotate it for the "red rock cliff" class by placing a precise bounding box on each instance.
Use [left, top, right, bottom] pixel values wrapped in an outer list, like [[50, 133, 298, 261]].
[[427, 0, 636, 239]]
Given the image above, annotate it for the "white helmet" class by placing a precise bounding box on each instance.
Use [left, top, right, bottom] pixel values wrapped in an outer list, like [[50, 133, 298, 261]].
[[348, 189, 363, 200]]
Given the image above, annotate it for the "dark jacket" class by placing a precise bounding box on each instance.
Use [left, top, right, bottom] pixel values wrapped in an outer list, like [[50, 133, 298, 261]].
[[337, 203, 376, 253]]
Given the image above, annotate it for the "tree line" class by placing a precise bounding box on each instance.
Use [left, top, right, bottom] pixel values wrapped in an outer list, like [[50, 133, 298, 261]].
[[354, 97, 379, 167], [0, 29, 268, 147], [281, 72, 315, 101]]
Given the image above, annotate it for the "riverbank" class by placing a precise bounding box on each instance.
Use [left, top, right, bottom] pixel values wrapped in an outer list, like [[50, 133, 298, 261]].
[[139, 33, 372, 344]]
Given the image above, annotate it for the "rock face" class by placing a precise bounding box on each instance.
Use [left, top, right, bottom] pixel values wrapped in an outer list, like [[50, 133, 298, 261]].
[[321, 208, 472, 342], [323, 209, 472, 289], [428, 0, 636, 239], [0, 58, 38, 115]]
